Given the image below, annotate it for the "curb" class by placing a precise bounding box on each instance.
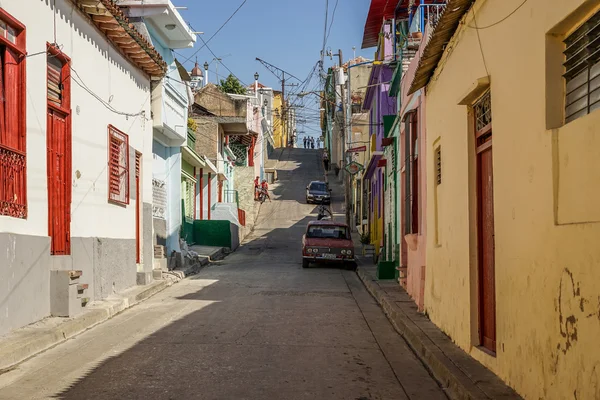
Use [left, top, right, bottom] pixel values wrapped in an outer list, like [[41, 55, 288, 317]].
[[0, 277, 176, 373], [356, 267, 522, 400]]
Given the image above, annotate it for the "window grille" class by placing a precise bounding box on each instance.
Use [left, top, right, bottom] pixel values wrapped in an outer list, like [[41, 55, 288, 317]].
[[108, 125, 129, 205], [564, 10, 600, 123]]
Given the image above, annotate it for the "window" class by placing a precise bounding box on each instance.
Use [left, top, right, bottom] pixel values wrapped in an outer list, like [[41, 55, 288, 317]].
[[564, 9, 600, 123], [182, 176, 195, 220], [108, 125, 129, 205], [306, 225, 349, 240], [0, 9, 26, 218]]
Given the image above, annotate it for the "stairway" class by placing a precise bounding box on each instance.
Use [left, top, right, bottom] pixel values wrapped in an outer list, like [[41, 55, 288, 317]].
[[49, 270, 89, 317]]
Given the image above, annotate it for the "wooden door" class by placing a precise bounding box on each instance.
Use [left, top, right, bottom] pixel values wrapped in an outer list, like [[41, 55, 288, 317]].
[[475, 91, 496, 353], [135, 152, 141, 264], [47, 109, 71, 255]]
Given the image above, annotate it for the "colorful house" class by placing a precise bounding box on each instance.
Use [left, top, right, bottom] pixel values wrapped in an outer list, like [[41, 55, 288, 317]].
[[0, 0, 164, 334], [410, 0, 600, 398], [361, 14, 397, 257]]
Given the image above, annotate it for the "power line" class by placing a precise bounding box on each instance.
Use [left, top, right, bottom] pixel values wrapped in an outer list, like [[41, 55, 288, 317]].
[[324, 0, 339, 45], [181, 0, 248, 65], [467, 0, 528, 30]]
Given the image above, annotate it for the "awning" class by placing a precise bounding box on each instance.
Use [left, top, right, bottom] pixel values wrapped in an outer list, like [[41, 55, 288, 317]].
[[364, 151, 384, 179], [181, 146, 205, 168], [224, 145, 237, 162], [362, 0, 409, 49]]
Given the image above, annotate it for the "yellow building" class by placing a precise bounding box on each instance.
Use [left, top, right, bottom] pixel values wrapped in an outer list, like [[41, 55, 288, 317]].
[[272, 90, 285, 148], [409, 1, 600, 399]]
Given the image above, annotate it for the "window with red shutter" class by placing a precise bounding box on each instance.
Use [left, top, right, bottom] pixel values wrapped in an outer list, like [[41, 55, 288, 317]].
[[107, 125, 129, 205], [0, 9, 26, 219]]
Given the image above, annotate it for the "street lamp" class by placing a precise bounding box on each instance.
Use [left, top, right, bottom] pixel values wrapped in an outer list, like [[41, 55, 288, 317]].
[[254, 72, 259, 98], [203, 61, 208, 86], [254, 72, 259, 81]]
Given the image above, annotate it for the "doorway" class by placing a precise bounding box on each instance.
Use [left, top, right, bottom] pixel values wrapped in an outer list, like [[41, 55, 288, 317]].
[[474, 91, 496, 353]]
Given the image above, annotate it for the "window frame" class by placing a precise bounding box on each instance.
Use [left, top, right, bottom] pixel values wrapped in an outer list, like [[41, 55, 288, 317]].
[[563, 9, 600, 124], [0, 8, 27, 219], [107, 125, 130, 205]]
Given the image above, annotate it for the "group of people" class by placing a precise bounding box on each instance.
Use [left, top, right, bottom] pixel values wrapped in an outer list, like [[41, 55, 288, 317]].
[[303, 136, 321, 149], [254, 176, 271, 202]]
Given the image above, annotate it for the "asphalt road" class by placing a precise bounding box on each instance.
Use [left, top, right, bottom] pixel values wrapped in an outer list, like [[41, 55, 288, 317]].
[[0, 148, 446, 400]]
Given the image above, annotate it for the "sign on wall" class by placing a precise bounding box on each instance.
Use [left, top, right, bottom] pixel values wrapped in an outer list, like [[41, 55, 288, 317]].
[[152, 178, 167, 219]]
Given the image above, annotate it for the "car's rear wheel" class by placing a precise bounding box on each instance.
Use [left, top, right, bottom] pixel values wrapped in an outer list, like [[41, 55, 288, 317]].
[[302, 259, 310, 268]]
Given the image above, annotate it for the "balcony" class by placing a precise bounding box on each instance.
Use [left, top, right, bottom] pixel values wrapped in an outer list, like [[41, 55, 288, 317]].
[[407, 3, 446, 45], [152, 79, 188, 146]]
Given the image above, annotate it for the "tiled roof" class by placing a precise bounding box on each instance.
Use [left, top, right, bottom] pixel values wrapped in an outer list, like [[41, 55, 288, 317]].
[[72, 0, 167, 77]]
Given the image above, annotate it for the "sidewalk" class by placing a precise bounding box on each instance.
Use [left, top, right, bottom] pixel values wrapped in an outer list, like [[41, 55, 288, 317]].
[[351, 235, 522, 400], [0, 245, 226, 373]]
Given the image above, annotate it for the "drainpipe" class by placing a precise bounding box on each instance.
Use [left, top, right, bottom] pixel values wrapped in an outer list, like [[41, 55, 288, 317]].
[[199, 168, 204, 220], [207, 172, 212, 220]]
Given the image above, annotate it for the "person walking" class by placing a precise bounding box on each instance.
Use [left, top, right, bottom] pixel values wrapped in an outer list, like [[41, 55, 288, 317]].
[[254, 176, 260, 201], [303, 137, 307, 148], [322, 149, 330, 171], [310, 137, 315, 149], [317, 137, 321, 149], [260, 179, 271, 202]]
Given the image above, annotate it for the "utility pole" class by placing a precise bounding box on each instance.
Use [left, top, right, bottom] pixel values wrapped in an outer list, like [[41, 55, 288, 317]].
[[255, 58, 302, 149], [338, 49, 351, 228]]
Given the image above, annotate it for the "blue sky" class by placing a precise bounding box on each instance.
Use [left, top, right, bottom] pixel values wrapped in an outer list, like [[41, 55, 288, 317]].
[[173, 0, 374, 138]]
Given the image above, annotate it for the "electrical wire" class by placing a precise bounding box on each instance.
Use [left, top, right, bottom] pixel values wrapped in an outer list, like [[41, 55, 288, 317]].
[[181, 0, 248, 65], [70, 65, 148, 118], [467, 0, 528, 30], [324, 0, 339, 46], [471, 8, 490, 77]]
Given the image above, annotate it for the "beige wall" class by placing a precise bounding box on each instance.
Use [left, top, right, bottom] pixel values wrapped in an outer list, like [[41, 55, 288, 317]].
[[424, 1, 600, 399], [272, 92, 284, 148]]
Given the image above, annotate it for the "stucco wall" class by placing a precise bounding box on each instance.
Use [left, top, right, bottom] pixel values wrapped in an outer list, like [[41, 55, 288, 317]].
[[0, 234, 51, 336], [424, 1, 600, 399], [193, 118, 219, 161]]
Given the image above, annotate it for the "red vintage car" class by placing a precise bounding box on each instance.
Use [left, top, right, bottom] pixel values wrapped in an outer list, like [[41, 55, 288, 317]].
[[301, 220, 356, 270]]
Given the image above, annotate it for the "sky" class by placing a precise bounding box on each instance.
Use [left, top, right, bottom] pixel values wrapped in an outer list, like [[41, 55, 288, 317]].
[[173, 0, 374, 139]]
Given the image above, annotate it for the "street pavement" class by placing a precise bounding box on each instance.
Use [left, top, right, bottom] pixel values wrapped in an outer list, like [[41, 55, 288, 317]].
[[0, 148, 446, 400]]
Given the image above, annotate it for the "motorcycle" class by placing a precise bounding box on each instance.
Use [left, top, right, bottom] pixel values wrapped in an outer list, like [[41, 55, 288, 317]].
[[317, 203, 332, 220], [257, 188, 268, 204]]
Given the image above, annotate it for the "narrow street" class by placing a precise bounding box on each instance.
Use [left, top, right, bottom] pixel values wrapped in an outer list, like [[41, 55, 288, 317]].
[[0, 148, 445, 400]]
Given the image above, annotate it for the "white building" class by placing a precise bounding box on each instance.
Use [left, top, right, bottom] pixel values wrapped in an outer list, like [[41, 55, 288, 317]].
[[0, 0, 165, 335], [117, 0, 197, 260]]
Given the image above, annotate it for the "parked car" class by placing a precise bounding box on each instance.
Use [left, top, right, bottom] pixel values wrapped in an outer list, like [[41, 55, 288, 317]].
[[301, 220, 355, 270], [305, 181, 331, 204]]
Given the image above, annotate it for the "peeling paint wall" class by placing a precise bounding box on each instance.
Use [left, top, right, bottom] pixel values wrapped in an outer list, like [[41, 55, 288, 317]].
[[424, 1, 600, 399]]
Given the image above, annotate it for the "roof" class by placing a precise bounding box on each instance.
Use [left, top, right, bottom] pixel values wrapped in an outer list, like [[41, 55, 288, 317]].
[[408, 0, 474, 95], [307, 220, 349, 227], [72, 0, 166, 77]]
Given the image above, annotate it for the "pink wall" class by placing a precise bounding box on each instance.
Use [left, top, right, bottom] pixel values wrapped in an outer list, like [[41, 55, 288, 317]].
[[399, 35, 429, 311]]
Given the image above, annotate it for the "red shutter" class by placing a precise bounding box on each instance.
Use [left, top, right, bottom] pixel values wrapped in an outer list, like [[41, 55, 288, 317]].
[[108, 125, 129, 205], [3, 48, 19, 150]]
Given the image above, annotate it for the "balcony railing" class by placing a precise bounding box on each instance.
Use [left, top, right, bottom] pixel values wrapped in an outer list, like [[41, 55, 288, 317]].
[[0, 144, 27, 218], [187, 128, 196, 150], [409, 3, 446, 36]]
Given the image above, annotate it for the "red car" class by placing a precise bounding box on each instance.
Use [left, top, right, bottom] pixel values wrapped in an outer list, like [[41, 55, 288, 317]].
[[301, 220, 356, 270]]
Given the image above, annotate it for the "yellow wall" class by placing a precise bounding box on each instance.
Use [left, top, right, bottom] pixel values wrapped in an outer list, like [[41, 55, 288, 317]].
[[424, 1, 600, 399], [272, 92, 284, 148]]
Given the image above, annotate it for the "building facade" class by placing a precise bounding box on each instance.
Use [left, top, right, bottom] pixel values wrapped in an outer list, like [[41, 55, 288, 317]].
[[0, 0, 164, 335], [407, 0, 600, 398], [118, 0, 196, 259]]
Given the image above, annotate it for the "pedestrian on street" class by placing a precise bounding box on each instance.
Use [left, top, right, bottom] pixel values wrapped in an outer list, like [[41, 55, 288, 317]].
[[303, 137, 307, 148], [254, 176, 260, 201], [323, 149, 330, 171], [261, 179, 271, 202], [311, 137, 315, 149], [317, 138, 321, 149]]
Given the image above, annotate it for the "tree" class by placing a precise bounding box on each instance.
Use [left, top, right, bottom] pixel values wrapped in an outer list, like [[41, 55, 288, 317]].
[[217, 74, 247, 95]]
